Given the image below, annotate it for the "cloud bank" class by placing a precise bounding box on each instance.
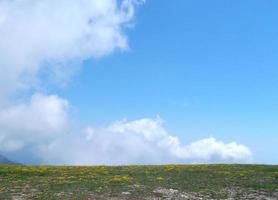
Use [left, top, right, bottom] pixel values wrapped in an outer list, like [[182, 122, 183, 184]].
[[0, 0, 253, 165], [0, 96, 252, 164]]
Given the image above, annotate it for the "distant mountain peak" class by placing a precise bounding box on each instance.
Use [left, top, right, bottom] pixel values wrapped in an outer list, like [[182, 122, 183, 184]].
[[0, 154, 17, 165]]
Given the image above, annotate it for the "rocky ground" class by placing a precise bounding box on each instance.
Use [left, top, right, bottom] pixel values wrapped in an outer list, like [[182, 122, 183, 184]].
[[8, 188, 278, 199], [12, 187, 276, 200]]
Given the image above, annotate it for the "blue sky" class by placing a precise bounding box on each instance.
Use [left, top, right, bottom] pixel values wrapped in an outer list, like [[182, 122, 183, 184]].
[[0, 0, 277, 164], [53, 0, 278, 164]]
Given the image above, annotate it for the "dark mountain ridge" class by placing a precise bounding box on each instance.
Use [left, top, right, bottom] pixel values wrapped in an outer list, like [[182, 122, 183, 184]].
[[0, 154, 17, 165]]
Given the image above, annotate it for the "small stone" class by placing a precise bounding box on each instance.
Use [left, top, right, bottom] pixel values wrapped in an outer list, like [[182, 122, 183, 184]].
[[122, 192, 131, 195]]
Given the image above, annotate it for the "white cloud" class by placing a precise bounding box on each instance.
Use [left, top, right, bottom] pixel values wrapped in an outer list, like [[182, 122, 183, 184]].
[[36, 118, 252, 165], [0, 0, 143, 96], [0, 95, 252, 164], [0, 93, 70, 151], [161, 136, 252, 162]]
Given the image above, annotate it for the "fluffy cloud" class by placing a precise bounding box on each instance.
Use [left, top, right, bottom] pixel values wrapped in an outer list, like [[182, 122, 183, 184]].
[[37, 118, 252, 165], [0, 94, 70, 151], [0, 96, 252, 164], [0, 0, 142, 96]]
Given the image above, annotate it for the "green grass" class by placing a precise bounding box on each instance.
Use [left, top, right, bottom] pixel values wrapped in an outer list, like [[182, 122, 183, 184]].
[[0, 164, 277, 199]]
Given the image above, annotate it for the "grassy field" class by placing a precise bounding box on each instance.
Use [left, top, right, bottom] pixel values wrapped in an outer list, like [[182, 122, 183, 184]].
[[0, 164, 277, 199]]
